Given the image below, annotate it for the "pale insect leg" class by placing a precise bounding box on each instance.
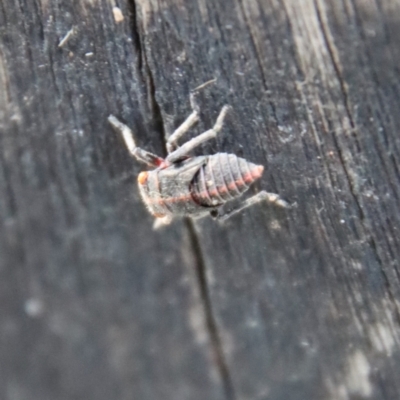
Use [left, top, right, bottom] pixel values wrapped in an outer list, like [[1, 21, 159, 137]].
[[166, 79, 217, 153], [108, 115, 163, 167], [152, 215, 173, 230], [166, 105, 231, 163], [216, 190, 291, 222], [166, 111, 200, 154]]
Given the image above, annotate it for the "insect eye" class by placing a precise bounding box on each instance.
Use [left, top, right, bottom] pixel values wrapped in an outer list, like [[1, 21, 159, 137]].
[[138, 171, 149, 185]]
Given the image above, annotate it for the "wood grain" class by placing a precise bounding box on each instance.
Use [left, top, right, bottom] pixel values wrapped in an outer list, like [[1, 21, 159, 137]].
[[1, 0, 400, 399]]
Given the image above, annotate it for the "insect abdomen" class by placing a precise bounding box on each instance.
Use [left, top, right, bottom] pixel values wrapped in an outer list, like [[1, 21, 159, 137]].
[[191, 153, 264, 207]]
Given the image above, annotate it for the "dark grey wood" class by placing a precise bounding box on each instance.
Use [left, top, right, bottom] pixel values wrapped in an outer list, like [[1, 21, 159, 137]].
[[1, 0, 400, 399]]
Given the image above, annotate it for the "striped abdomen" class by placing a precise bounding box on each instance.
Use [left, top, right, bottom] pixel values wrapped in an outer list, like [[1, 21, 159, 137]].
[[190, 153, 264, 207]]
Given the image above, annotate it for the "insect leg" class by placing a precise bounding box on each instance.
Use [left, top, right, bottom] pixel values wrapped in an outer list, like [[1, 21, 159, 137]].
[[108, 115, 164, 167], [215, 190, 291, 222], [166, 105, 231, 163], [166, 111, 200, 153], [152, 215, 173, 230], [166, 79, 216, 153]]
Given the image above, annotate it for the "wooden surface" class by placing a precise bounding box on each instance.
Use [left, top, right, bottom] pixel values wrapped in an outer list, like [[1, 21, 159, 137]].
[[1, 0, 400, 399]]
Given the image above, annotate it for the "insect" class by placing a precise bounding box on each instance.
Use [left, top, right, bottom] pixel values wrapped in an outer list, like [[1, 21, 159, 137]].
[[108, 81, 289, 228]]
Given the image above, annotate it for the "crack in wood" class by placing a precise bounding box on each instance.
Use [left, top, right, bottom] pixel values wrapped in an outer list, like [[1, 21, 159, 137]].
[[186, 219, 236, 400], [127, 0, 167, 156]]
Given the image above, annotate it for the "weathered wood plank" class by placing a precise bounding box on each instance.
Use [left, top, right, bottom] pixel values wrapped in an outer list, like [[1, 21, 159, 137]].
[[137, 0, 400, 399], [0, 1, 226, 399], [1, 0, 400, 399]]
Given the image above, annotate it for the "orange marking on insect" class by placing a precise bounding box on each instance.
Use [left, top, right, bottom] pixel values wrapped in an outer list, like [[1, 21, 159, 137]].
[[138, 171, 149, 185], [237, 178, 246, 187], [242, 166, 264, 184], [157, 160, 170, 168], [153, 212, 166, 218], [228, 181, 239, 191], [209, 183, 229, 197], [218, 183, 229, 194]]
